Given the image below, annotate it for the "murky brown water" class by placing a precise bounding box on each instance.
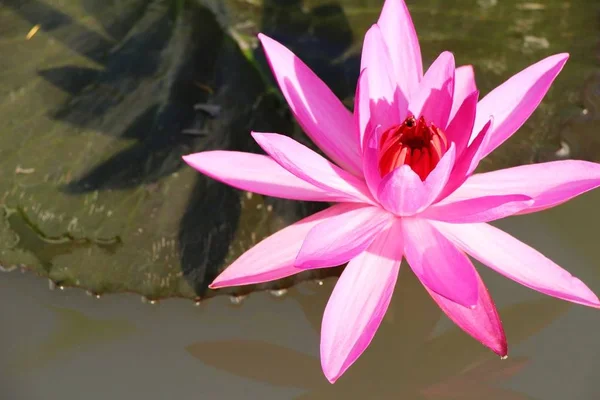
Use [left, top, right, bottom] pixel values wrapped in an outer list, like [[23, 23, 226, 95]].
[[2, 0, 600, 398], [2, 190, 600, 399]]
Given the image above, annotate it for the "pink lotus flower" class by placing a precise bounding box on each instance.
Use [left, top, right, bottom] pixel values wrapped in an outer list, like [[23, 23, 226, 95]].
[[183, 0, 600, 383]]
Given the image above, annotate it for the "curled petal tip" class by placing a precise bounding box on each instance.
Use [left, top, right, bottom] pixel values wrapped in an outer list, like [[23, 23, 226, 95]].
[[498, 347, 509, 358], [490, 336, 508, 357], [322, 367, 340, 384], [439, 50, 455, 60], [549, 53, 570, 69], [321, 359, 350, 385], [257, 32, 267, 41], [321, 353, 343, 384], [573, 282, 600, 308], [208, 279, 223, 290]]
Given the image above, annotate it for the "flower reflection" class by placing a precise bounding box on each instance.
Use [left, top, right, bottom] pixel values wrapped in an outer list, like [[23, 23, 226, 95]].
[[187, 268, 569, 398]]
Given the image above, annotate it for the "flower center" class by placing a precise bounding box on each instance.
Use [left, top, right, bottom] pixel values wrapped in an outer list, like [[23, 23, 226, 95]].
[[377, 115, 448, 180]]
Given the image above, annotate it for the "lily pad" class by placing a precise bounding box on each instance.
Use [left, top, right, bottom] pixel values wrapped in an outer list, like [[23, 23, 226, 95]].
[[0, 0, 598, 299]]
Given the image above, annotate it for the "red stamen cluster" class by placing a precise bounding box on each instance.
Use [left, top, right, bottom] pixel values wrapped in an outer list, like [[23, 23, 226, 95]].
[[377, 115, 448, 180]]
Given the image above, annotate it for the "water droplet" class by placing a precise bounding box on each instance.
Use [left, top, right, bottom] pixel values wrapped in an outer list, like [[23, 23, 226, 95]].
[[500, 355, 508, 360], [269, 289, 288, 298], [48, 280, 56, 291], [229, 295, 246, 305]]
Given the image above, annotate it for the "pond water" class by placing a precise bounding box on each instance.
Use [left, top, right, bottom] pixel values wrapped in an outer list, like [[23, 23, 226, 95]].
[[1, 0, 600, 398]]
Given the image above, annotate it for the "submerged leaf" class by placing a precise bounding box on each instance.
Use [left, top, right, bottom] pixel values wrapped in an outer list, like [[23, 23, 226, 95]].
[[0, 0, 596, 300]]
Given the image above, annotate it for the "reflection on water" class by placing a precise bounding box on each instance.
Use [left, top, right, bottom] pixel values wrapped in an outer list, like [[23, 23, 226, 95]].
[[187, 272, 569, 399]]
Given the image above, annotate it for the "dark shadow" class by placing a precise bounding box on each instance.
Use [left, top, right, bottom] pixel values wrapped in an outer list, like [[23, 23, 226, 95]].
[[81, 0, 150, 41], [37, 67, 102, 96], [47, 4, 175, 133], [257, 0, 360, 101], [27, 0, 359, 295], [3, 0, 115, 63]]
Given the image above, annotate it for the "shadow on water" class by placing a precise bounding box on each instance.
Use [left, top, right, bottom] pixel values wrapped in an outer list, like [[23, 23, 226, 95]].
[[2, 0, 137, 64], [256, 0, 360, 101], [2, 0, 360, 295], [187, 267, 571, 399]]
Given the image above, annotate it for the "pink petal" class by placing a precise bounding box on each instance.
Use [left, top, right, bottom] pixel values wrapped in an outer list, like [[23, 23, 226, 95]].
[[210, 203, 363, 288], [460, 118, 494, 177], [449, 65, 477, 122], [377, 144, 456, 215], [433, 221, 600, 308], [402, 218, 479, 308], [444, 160, 600, 214], [360, 25, 393, 101], [183, 151, 342, 202], [377, 0, 423, 98], [377, 165, 425, 216], [445, 90, 479, 158], [360, 25, 406, 130], [424, 257, 507, 356], [362, 125, 384, 199], [472, 53, 569, 157], [252, 132, 375, 204], [295, 206, 394, 269], [408, 51, 455, 129], [354, 70, 370, 152], [421, 194, 533, 223], [320, 221, 403, 383], [437, 118, 493, 201], [258, 34, 362, 175]]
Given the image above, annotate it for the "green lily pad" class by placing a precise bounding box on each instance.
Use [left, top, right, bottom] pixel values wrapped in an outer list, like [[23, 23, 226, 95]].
[[0, 0, 598, 300]]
